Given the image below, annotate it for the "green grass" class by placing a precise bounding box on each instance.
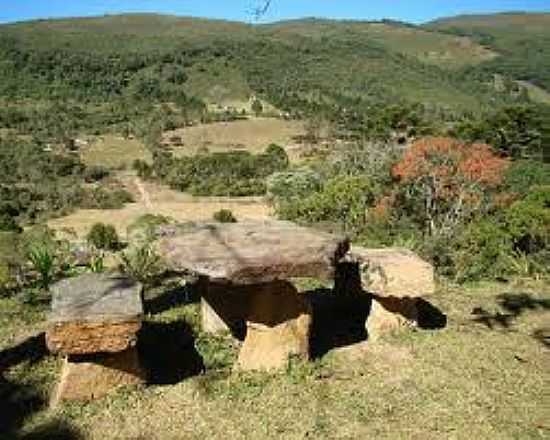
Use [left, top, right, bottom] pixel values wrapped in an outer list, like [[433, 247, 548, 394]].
[[264, 19, 496, 68], [1, 279, 548, 439]]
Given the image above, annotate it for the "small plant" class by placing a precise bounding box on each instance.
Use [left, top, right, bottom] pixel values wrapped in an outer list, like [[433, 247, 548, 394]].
[[251, 98, 263, 117], [87, 223, 120, 251], [0, 262, 11, 294], [213, 209, 237, 223], [119, 243, 163, 287], [27, 244, 55, 290], [89, 252, 105, 273]]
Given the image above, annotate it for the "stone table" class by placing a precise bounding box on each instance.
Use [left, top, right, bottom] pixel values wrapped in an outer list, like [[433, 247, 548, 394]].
[[46, 273, 145, 405], [156, 221, 349, 370]]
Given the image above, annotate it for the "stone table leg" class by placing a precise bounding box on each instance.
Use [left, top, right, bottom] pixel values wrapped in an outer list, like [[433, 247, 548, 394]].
[[51, 346, 145, 407], [237, 281, 311, 371], [199, 277, 249, 337]]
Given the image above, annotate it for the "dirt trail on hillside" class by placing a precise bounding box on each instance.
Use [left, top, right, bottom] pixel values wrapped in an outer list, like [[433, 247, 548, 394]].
[[134, 177, 153, 211], [49, 174, 272, 239]]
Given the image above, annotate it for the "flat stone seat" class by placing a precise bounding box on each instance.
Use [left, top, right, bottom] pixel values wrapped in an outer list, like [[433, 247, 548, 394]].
[[349, 247, 435, 340], [155, 221, 350, 284], [156, 221, 349, 370], [47, 273, 143, 355], [46, 273, 145, 405]]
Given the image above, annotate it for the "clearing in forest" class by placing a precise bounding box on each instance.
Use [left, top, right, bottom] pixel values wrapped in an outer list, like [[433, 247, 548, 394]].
[[47, 173, 271, 239], [164, 118, 306, 156]]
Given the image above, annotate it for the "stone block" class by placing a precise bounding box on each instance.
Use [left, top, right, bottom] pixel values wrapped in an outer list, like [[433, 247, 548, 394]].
[[46, 273, 143, 355], [351, 247, 435, 298], [156, 221, 349, 284], [51, 347, 145, 406], [237, 281, 311, 371]]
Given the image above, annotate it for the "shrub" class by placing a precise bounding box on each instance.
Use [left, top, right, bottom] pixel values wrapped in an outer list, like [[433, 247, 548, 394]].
[[213, 209, 237, 223], [0, 262, 10, 293], [266, 169, 322, 200], [80, 187, 134, 209], [505, 185, 550, 255], [452, 219, 512, 282], [251, 99, 263, 117], [27, 243, 56, 290], [392, 137, 509, 237], [87, 223, 120, 251], [127, 214, 172, 244], [276, 176, 375, 234], [83, 165, 110, 183], [0, 212, 20, 232], [450, 186, 549, 281], [119, 243, 163, 287], [132, 159, 153, 179], [504, 160, 550, 196], [160, 146, 288, 197]]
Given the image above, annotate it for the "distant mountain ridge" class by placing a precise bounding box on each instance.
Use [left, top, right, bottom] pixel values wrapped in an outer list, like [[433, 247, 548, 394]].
[[0, 12, 548, 111]]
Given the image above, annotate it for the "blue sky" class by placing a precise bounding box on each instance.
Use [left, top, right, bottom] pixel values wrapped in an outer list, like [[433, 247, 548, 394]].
[[1, 0, 549, 24]]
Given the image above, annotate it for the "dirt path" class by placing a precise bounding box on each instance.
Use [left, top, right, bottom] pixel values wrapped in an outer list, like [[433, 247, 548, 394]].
[[134, 177, 153, 211]]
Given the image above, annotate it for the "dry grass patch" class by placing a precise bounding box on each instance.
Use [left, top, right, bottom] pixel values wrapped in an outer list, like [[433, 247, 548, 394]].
[[164, 118, 305, 156], [48, 175, 271, 239], [81, 135, 151, 169]]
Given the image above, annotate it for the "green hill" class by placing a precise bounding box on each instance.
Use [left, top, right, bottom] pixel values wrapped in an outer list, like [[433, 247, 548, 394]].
[[0, 14, 522, 110], [426, 13, 550, 90], [0, 12, 548, 145]]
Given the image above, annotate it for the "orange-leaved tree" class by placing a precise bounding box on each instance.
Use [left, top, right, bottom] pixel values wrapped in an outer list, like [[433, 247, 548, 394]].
[[392, 137, 509, 237]]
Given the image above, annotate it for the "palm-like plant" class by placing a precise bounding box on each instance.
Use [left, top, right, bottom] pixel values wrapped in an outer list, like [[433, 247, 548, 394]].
[[27, 244, 55, 290]]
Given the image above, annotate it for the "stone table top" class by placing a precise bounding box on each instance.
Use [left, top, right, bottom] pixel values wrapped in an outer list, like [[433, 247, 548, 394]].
[[155, 221, 349, 284], [49, 273, 143, 324]]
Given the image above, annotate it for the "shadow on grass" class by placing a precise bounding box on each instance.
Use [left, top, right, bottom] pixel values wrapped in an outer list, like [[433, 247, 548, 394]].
[[417, 298, 448, 330], [138, 320, 204, 385], [533, 328, 550, 348], [309, 288, 371, 359], [0, 337, 82, 439], [310, 259, 447, 358], [0, 333, 47, 371], [471, 292, 550, 330]]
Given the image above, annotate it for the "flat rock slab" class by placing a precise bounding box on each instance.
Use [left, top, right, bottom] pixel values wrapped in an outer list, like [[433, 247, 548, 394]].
[[351, 247, 435, 298], [156, 221, 349, 284], [47, 273, 143, 355]]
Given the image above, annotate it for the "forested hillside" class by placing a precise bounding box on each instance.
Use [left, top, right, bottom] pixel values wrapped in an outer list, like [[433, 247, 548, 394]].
[[427, 13, 550, 91]]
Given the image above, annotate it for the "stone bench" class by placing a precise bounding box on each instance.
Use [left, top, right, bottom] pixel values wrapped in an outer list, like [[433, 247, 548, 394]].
[[349, 247, 436, 340], [46, 273, 145, 405], [156, 221, 349, 371]]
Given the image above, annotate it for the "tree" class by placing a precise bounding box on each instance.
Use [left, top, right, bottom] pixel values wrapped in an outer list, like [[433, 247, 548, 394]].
[[392, 137, 509, 237], [251, 98, 263, 117]]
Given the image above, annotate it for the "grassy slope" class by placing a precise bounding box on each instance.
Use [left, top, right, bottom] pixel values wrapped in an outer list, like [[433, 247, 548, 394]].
[[0, 14, 507, 109], [1, 280, 548, 438], [426, 13, 550, 90], [263, 18, 496, 68]]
